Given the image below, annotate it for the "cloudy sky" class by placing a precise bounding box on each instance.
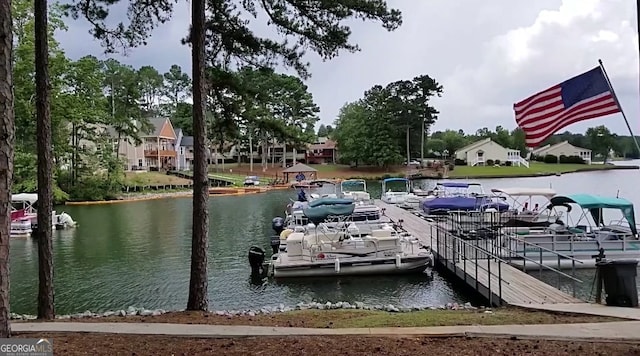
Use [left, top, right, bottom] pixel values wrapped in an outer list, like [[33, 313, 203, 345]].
[[57, 0, 639, 136]]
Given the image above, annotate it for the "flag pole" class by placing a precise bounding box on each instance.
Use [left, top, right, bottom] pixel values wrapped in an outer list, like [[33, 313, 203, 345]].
[[598, 59, 640, 155]]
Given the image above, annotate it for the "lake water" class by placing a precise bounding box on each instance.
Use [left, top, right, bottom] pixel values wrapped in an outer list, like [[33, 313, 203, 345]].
[[10, 161, 639, 314]]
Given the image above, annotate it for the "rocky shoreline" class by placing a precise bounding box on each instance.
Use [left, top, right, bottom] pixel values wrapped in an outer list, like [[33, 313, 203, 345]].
[[10, 301, 483, 321]]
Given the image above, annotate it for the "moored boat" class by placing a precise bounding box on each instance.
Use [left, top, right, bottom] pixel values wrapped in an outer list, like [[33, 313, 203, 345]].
[[499, 193, 640, 270], [265, 217, 433, 278], [381, 178, 418, 205]]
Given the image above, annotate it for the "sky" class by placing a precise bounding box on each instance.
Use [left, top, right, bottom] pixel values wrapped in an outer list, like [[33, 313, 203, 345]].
[[57, 0, 640, 136]]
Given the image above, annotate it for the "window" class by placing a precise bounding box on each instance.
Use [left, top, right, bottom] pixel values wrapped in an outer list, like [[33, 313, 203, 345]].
[[138, 159, 143, 167]]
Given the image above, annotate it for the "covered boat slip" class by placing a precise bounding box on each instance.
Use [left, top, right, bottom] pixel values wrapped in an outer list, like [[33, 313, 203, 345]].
[[375, 200, 582, 306]]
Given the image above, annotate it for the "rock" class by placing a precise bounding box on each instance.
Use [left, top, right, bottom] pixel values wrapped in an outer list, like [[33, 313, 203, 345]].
[[140, 309, 154, 316], [82, 310, 93, 317], [335, 302, 343, 309], [248, 311, 256, 317], [151, 310, 162, 316], [117, 310, 126, 317], [57, 315, 71, 320], [385, 304, 399, 313], [126, 306, 137, 313], [484, 310, 493, 314], [324, 302, 332, 309], [103, 311, 116, 317], [354, 302, 364, 309], [342, 302, 351, 309], [283, 306, 293, 312], [399, 307, 412, 313]]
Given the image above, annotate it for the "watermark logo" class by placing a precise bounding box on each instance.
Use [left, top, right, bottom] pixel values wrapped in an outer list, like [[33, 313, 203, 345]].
[[0, 338, 53, 356]]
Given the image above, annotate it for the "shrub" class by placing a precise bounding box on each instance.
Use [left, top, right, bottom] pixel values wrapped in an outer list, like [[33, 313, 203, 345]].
[[447, 163, 455, 171], [494, 159, 501, 165], [559, 155, 585, 164], [505, 160, 513, 166], [532, 155, 544, 162], [543, 154, 558, 164], [454, 158, 466, 166], [485, 159, 495, 166]]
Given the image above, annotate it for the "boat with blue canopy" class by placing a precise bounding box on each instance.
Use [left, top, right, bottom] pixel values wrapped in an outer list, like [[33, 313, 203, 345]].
[[499, 193, 640, 270], [422, 181, 509, 215]]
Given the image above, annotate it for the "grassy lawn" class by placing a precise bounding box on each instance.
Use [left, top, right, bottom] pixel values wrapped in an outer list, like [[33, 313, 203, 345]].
[[69, 308, 623, 328], [449, 162, 615, 178], [209, 173, 271, 186], [124, 172, 192, 186]]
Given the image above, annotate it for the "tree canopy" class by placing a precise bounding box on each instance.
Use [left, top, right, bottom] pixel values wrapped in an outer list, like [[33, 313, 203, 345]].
[[333, 74, 442, 166]]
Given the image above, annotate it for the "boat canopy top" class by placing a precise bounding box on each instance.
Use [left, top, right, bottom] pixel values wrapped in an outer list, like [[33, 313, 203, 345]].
[[382, 177, 409, 183], [341, 179, 366, 186], [11, 193, 38, 204], [437, 182, 480, 188], [549, 194, 637, 235], [491, 187, 556, 199]]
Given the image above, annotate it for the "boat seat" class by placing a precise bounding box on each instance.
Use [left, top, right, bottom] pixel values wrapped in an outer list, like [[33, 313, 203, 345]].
[[371, 229, 393, 238]]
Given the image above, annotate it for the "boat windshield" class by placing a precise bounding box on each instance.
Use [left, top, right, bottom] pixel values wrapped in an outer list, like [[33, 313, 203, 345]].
[[435, 182, 484, 197], [341, 180, 366, 193]]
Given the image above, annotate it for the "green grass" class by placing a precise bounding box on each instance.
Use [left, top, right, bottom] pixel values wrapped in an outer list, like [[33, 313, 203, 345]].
[[124, 172, 192, 186], [449, 162, 617, 178], [208, 173, 271, 186]]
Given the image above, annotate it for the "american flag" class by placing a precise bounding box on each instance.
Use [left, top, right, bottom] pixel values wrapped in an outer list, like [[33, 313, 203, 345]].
[[514, 66, 620, 147]]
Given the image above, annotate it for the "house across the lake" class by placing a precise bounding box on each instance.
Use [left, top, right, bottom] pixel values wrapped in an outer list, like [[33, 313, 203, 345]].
[[454, 138, 529, 167], [305, 137, 337, 164], [531, 141, 592, 164]]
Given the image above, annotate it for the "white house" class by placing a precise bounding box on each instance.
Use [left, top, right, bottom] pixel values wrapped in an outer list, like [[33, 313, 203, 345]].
[[531, 141, 592, 164], [454, 138, 528, 167]]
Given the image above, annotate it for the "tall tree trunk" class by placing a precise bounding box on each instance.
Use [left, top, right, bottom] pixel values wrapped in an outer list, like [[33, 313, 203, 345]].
[[406, 126, 410, 164], [187, 0, 209, 311], [0, 0, 14, 337], [34, 0, 55, 319]]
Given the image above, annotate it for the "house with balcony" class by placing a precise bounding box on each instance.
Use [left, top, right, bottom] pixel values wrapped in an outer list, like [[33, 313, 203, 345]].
[[454, 138, 528, 167], [112, 117, 178, 171], [306, 137, 337, 164], [175, 128, 194, 171]]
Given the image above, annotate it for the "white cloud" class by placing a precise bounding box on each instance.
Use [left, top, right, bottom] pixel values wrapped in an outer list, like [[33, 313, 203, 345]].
[[56, 0, 639, 135]]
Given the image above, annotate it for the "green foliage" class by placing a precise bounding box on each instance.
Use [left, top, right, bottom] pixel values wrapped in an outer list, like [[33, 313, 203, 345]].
[[333, 75, 442, 166], [543, 154, 557, 164]]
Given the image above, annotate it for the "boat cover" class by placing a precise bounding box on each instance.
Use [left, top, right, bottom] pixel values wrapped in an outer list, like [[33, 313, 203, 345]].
[[303, 203, 356, 224], [423, 196, 509, 213], [308, 197, 354, 208]]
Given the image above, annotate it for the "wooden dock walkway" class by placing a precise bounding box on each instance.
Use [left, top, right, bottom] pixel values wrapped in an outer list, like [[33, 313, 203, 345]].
[[375, 200, 581, 306]]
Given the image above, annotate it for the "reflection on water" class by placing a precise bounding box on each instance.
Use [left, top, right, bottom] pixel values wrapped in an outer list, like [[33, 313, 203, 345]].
[[10, 163, 640, 314], [10, 191, 472, 315]]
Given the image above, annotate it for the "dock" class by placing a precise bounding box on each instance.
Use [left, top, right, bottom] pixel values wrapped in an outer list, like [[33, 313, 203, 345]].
[[374, 200, 581, 306]]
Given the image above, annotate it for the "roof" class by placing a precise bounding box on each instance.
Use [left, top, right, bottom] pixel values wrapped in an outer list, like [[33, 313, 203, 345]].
[[455, 138, 492, 154], [491, 187, 557, 199], [142, 118, 174, 138], [537, 141, 591, 153], [309, 139, 337, 150], [180, 136, 194, 147], [282, 163, 317, 173]]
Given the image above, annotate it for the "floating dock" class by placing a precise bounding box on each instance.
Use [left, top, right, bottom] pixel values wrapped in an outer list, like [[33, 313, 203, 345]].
[[374, 200, 581, 306]]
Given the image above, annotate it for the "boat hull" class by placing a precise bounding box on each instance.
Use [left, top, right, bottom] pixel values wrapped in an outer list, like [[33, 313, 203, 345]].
[[270, 256, 431, 278]]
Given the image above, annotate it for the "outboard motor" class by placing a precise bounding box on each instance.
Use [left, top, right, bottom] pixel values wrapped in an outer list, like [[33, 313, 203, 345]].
[[248, 246, 266, 276], [271, 217, 285, 254], [272, 217, 285, 235]]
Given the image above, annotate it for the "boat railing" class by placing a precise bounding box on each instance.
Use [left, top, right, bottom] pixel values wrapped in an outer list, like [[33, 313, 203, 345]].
[[500, 234, 583, 283], [429, 223, 510, 306]]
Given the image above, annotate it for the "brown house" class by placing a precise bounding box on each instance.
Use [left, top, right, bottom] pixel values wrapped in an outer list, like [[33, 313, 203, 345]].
[[305, 137, 337, 164], [114, 117, 178, 171]]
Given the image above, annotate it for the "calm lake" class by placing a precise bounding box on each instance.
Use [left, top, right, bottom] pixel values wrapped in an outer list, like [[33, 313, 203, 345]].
[[9, 161, 640, 315]]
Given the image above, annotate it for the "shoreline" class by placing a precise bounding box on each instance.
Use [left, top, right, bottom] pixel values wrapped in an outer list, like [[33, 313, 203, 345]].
[[441, 164, 639, 180], [64, 185, 291, 206], [64, 165, 638, 205]]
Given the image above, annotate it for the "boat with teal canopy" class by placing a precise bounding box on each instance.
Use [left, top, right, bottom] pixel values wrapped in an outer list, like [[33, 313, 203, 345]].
[[499, 193, 640, 271], [549, 194, 637, 236], [303, 198, 356, 224]]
